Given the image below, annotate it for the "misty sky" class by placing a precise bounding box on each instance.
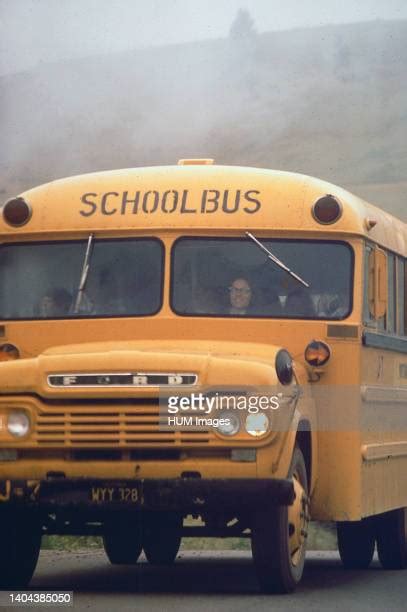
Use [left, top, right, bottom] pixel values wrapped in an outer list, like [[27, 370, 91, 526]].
[[1, 0, 407, 75]]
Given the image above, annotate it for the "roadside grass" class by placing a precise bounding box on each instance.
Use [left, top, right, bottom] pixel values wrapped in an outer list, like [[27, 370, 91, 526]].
[[42, 522, 337, 552]]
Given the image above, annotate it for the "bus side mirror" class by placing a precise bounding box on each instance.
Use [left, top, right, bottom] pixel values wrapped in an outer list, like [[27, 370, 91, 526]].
[[368, 248, 387, 319]]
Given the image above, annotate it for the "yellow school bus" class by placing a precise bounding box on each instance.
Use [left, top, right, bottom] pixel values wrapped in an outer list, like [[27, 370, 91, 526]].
[[0, 160, 406, 593]]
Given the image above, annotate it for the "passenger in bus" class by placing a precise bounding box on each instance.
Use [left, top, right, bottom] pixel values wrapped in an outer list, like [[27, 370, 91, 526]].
[[92, 268, 127, 315], [284, 286, 315, 317], [258, 285, 284, 316], [39, 288, 72, 317], [228, 277, 253, 315], [317, 293, 348, 318]]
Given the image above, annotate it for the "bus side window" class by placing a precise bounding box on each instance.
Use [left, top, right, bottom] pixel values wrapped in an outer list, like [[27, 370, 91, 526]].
[[386, 253, 396, 334], [364, 244, 376, 327], [404, 259, 407, 335], [364, 244, 390, 330], [396, 256, 405, 336]]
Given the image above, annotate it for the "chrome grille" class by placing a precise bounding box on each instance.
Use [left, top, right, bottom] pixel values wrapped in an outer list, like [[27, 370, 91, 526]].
[[34, 403, 211, 447]]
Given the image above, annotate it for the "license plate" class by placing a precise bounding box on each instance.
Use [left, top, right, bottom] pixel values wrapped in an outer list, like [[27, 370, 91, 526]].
[[89, 485, 140, 504]]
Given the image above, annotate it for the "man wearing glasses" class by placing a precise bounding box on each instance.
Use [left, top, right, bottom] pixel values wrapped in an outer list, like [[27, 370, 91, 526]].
[[228, 277, 252, 315]]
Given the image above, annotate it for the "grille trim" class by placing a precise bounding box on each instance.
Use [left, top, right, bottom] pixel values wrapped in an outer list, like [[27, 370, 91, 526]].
[[34, 402, 212, 448]]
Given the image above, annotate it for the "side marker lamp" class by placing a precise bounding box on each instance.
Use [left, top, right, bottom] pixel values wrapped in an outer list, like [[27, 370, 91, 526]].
[[305, 340, 331, 367], [0, 344, 20, 361]]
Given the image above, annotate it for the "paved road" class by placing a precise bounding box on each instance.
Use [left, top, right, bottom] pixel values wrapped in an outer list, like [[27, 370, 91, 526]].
[[27, 549, 406, 611]]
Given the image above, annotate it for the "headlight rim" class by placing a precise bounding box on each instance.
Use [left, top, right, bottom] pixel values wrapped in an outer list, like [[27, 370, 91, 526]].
[[7, 410, 31, 438], [244, 411, 270, 438], [214, 411, 241, 437]]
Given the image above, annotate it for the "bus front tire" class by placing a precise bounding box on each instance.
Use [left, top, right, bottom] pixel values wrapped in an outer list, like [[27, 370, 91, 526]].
[[143, 512, 182, 565], [376, 508, 407, 570], [103, 522, 143, 565], [251, 446, 310, 594], [0, 511, 42, 589], [337, 519, 375, 569]]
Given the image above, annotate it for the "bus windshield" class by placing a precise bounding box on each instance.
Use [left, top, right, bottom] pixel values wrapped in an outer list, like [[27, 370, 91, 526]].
[[172, 238, 353, 319], [0, 238, 164, 319]]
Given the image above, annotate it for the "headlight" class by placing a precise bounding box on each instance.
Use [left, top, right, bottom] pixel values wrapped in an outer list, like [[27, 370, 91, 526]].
[[245, 412, 270, 437], [216, 412, 240, 436], [7, 411, 30, 437]]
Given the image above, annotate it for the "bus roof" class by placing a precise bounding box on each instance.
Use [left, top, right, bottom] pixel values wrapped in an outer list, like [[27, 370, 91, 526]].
[[2, 165, 406, 255]]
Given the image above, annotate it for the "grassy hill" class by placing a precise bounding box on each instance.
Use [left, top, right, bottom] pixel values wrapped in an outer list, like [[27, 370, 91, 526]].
[[1, 18, 406, 219]]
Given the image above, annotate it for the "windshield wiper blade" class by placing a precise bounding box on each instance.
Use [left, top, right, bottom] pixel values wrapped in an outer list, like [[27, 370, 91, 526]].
[[74, 233, 94, 312], [245, 231, 310, 288]]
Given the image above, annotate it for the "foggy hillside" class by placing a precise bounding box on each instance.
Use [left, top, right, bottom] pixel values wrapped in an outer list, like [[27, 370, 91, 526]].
[[1, 18, 406, 219]]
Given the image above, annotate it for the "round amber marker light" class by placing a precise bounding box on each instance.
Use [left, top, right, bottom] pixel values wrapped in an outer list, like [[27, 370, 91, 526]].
[[312, 195, 342, 225], [0, 343, 20, 361], [2, 198, 32, 227], [305, 341, 331, 367]]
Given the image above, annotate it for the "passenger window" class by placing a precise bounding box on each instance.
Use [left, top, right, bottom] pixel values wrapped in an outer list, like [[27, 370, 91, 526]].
[[405, 260, 407, 335], [364, 244, 376, 327], [396, 257, 405, 335], [364, 244, 391, 331], [386, 253, 396, 334]]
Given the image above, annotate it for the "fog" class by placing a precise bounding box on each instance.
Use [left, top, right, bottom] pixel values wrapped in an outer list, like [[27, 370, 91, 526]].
[[1, 1, 406, 218], [2, 1, 407, 75]]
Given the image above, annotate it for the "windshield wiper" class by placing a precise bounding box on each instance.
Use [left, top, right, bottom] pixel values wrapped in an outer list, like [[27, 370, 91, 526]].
[[245, 231, 310, 288], [73, 233, 95, 312]]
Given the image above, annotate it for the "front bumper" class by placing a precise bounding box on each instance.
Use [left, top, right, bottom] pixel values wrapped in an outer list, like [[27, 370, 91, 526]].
[[0, 477, 295, 512]]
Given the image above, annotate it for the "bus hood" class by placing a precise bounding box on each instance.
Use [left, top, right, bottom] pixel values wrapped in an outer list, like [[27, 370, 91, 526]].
[[0, 339, 286, 397]]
